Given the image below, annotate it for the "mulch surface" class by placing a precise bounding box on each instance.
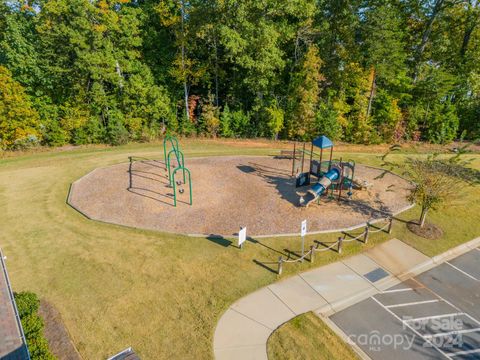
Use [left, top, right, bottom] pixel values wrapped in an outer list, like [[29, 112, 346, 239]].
[[406, 221, 444, 239], [68, 155, 412, 236], [39, 300, 81, 360]]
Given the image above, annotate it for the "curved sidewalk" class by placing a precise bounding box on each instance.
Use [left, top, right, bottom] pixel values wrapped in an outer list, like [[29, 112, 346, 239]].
[[213, 237, 480, 360]]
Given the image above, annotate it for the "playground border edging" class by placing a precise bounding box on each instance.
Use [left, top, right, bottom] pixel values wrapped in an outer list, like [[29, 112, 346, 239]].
[[66, 155, 415, 238]]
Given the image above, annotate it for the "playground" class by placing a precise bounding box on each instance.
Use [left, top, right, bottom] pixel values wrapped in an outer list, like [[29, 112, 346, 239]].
[[1, 139, 479, 359], [68, 136, 412, 236]]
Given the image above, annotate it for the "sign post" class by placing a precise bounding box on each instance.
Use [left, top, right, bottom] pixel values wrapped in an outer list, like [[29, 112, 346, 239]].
[[301, 220, 307, 261], [238, 227, 247, 249]]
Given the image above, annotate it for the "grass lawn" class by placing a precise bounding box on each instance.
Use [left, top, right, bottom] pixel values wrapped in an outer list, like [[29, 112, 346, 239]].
[[267, 312, 359, 360], [0, 139, 478, 359]]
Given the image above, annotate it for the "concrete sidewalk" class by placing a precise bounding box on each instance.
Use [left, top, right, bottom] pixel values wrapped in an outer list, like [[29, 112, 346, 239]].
[[213, 237, 480, 360]]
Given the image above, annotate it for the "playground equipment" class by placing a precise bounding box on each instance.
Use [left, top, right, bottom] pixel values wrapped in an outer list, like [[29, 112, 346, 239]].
[[163, 135, 193, 207], [299, 166, 341, 207], [172, 166, 192, 207], [291, 135, 356, 206]]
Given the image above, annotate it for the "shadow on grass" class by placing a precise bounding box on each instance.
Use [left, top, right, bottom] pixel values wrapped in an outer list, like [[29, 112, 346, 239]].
[[206, 235, 232, 247], [314, 240, 341, 253], [253, 260, 279, 274]]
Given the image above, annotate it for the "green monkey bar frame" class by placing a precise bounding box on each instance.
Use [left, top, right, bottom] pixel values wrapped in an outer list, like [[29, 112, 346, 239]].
[[172, 166, 192, 207]]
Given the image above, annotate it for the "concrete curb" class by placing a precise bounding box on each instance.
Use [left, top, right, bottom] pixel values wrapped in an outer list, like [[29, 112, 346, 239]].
[[314, 236, 480, 360], [213, 236, 480, 360], [317, 237, 480, 317]]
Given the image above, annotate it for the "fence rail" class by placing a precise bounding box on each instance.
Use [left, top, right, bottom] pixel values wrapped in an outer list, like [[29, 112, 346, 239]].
[[277, 217, 393, 275]]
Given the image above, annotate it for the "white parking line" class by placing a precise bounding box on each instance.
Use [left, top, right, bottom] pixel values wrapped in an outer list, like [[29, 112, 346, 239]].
[[424, 327, 480, 339], [371, 296, 453, 359], [382, 288, 414, 294], [385, 299, 439, 309], [450, 348, 480, 357], [404, 313, 465, 323], [446, 262, 479, 281]]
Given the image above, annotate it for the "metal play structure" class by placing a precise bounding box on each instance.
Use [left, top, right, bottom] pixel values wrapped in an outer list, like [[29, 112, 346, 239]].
[[163, 135, 192, 207], [290, 135, 356, 207]]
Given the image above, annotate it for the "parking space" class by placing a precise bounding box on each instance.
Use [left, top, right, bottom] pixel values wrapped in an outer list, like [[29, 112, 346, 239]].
[[331, 248, 480, 360]]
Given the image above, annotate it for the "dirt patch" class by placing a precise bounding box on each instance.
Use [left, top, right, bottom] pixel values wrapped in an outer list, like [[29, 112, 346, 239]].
[[39, 300, 81, 360], [68, 155, 412, 236], [406, 221, 444, 239]]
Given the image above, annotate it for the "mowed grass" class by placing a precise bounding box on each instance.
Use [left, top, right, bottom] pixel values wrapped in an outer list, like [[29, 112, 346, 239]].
[[267, 312, 359, 360], [1, 139, 479, 359]]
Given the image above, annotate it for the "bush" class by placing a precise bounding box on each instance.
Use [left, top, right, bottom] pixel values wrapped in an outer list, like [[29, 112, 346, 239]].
[[424, 101, 459, 144], [220, 104, 234, 138], [14, 292, 55, 359], [230, 109, 251, 138]]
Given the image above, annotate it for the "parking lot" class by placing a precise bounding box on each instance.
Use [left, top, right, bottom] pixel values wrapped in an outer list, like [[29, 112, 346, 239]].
[[331, 248, 480, 360]]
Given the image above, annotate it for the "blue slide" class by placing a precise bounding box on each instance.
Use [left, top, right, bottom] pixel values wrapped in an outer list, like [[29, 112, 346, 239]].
[[300, 167, 340, 207]]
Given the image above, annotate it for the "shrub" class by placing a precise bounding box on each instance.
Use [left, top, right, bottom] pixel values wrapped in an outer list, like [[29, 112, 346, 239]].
[[14, 292, 55, 360]]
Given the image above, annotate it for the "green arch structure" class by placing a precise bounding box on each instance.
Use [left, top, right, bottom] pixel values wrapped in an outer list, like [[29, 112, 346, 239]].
[[167, 148, 185, 186], [172, 166, 192, 207], [163, 135, 180, 168]]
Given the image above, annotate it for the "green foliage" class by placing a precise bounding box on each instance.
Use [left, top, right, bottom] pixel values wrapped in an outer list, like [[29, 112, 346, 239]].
[[288, 45, 323, 140], [199, 96, 220, 137], [265, 101, 284, 140], [0, 65, 41, 150], [1, 0, 479, 147], [372, 90, 403, 142], [14, 291, 55, 360], [219, 105, 234, 138], [423, 101, 460, 144], [314, 102, 342, 141], [381, 147, 480, 227], [230, 109, 251, 138]]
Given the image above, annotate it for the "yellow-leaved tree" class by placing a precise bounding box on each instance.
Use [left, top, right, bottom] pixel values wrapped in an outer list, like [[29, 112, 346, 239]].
[[0, 66, 41, 150]]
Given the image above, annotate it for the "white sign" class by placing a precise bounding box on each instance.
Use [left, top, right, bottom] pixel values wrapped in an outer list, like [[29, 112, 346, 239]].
[[301, 220, 307, 237], [238, 227, 247, 247]]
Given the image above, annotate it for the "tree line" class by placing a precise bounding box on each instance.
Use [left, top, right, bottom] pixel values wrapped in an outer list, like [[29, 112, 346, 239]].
[[1, 0, 479, 150]]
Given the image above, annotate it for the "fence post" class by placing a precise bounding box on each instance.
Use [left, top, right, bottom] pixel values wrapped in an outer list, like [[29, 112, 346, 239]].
[[387, 217, 393, 234], [278, 256, 283, 275], [364, 225, 369, 244], [338, 237, 343, 254], [310, 245, 314, 263]]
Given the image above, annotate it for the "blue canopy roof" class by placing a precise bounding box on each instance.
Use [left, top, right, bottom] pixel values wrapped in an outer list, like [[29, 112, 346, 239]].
[[312, 135, 334, 149]]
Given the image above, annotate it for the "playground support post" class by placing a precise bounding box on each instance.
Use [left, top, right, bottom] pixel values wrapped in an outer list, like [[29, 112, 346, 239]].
[[338, 236, 343, 254], [308, 143, 314, 175], [172, 166, 192, 207], [278, 257, 283, 275], [291, 142, 296, 176], [387, 217, 393, 234], [328, 147, 333, 172], [319, 147, 323, 177], [338, 157, 344, 201], [163, 135, 179, 166], [167, 149, 185, 186], [301, 143, 306, 173]]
